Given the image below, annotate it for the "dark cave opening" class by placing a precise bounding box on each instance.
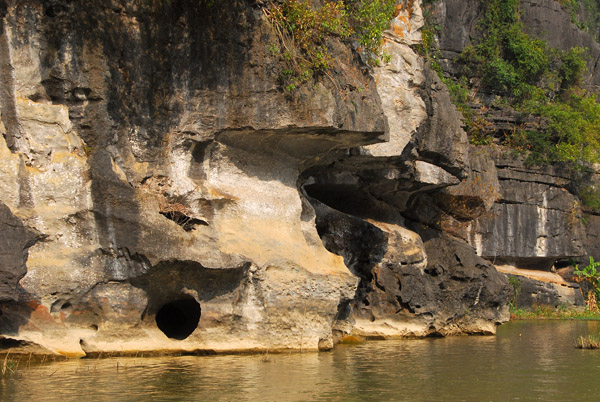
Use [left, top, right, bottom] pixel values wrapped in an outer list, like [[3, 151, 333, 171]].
[[155, 297, 201, 340]]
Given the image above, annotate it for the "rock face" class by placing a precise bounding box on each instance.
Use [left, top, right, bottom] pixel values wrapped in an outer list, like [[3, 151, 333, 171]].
[[314, 202, 509, 337], [507, 273, 585, 310], [467, 148, 587, 269], [427, 0, 600, 309], [0, 0, 513, 357], [301, 1, 510, 337]]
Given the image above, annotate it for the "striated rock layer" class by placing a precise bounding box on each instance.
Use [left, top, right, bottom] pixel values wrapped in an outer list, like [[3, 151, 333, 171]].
[[0, 0, 510, 357]]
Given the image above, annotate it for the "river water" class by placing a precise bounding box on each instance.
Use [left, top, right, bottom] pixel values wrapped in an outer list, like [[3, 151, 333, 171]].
[[1, 320, 600, 401]]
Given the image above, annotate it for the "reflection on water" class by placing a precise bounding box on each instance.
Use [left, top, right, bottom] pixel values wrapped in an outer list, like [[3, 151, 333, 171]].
[[2, 321, 600, 401]]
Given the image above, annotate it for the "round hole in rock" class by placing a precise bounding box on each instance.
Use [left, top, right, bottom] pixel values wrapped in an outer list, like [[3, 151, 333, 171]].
[[155, 297, 201, 340]]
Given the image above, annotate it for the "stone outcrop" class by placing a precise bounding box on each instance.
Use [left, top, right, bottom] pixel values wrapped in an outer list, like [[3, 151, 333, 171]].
[[0, 0, 383, 356], [313, 201, 510, 337], [0, 0, 514, 357], [499, 265, 585, 310], [301, 2, 511, 337]]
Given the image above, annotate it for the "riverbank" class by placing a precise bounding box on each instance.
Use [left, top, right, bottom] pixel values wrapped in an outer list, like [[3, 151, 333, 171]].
[[510, 305, 600, 320]]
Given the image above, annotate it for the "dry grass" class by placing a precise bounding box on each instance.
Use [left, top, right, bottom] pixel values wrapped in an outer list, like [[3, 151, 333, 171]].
[[1, 353, 19, 376], [576, 334, 600, 349]]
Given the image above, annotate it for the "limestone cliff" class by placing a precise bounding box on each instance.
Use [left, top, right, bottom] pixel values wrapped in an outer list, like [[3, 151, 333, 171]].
[[428, 0, 600, 309], [0, 0, 515, 357]]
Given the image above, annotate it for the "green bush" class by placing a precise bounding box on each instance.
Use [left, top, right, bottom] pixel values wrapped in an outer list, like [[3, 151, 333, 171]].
[[508, 276, 522, 309], [422, 0, 600, 170], [482, 58, 518, 93], [574, 256, 600, 311], [347, 0, 396, 62], [473, 0, 550, 95], [522, 94, 600, 165], [559, 46, 587, 91], [503, 25, 548, 84], [579, 185, 600, 211]]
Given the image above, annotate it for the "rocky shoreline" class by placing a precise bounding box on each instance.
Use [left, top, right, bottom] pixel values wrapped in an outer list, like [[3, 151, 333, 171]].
[[0, 0, 597, 357]]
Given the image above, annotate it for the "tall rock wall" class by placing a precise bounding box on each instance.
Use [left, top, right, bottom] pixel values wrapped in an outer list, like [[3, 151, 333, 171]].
[[0, 0, 512, 357], [428, 0, 600, 309]]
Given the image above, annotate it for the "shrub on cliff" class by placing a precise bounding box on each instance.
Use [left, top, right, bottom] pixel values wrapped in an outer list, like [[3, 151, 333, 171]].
[[507, 93, 600, 166], [422, 0, 600, 172], [472, 0, 549, 95], [266, 0, 396, 91]]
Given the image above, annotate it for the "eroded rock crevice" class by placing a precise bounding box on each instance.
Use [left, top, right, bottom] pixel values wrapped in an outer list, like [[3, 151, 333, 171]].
[[155, 297, 201, 340]]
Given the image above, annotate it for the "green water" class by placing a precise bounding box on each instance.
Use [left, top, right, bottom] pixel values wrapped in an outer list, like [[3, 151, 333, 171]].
[[2, 320, 600, 401]]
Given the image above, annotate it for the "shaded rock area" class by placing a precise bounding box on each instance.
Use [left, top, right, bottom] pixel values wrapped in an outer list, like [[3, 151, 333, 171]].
[[0, 202, 42, 302], [299, 1, 511, 337], [312, 198, 509, 337], [0, 0, 514, 357]]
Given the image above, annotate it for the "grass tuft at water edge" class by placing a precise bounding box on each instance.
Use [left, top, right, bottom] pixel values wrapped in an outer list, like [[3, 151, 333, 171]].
[[576, 334, 600, 349]]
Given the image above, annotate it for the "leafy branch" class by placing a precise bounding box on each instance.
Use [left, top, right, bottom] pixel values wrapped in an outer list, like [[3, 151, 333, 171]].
[[574, 256, 600, 311]]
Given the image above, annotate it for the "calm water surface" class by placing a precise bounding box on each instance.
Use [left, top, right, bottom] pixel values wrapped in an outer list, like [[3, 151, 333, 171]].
[[2, 320, 600, 401]]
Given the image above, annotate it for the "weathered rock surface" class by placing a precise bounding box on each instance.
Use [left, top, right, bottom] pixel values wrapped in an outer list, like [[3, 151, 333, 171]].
[[0, 0, 381, 356], [439, 143, 592, 311], [0, 0, 512, 356], [313, 200, 510, 337], [584, 213, 600, 260], [466, 148, 587, 269]]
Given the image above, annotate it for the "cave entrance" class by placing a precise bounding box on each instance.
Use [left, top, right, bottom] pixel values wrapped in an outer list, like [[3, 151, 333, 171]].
[[155, 297, 201, 340]]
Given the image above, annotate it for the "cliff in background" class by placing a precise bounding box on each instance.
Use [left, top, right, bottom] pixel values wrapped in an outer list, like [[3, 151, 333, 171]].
[[0, 0, 595, 357], [428, 0, 600, 308]]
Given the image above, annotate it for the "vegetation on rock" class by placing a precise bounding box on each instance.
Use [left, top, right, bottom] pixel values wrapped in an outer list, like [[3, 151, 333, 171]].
[[510, 304, 600, 320], [561, 0, 600, 41], [508, 276, 522, 310], [265, 0, 396, 91], [1, 354, 19, 376], [421, 0, 600, 211], [507, 258, 600, 320], [578, 185, 600, 211]]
